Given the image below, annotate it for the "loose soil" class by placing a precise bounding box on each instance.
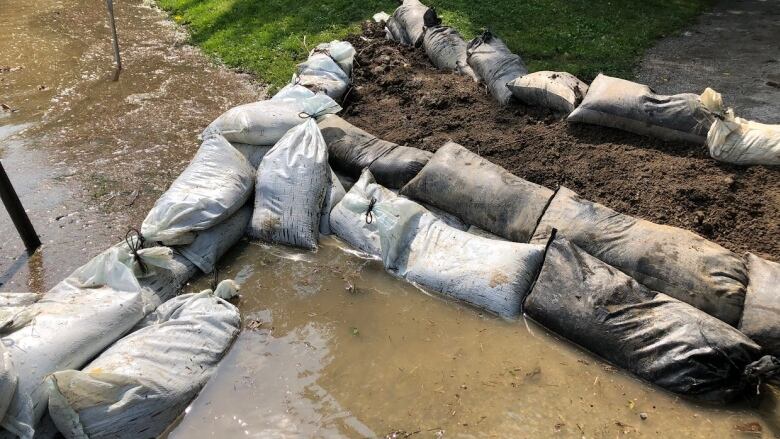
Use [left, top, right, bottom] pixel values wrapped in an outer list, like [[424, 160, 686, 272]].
[[342, 23, 779, 261]]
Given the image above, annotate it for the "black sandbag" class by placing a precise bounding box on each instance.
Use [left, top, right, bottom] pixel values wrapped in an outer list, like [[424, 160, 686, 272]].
[[524, 235, 771, 402], [740, 254, 780, 357], [400, 141, 553, 242], [531, 186, 747, 326], [386, 0, 440, 47], [317, 115, 432, 189], [422, 25, 477, 79], [466, 31, 527, 105]]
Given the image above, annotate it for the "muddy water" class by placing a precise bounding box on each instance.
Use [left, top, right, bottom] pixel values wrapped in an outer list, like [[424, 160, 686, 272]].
[[0, 0, 260, 291], [172, 237, 769, 438]]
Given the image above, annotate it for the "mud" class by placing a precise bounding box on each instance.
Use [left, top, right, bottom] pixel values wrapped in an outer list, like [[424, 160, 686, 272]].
[[0, 0, 261, 291], [341, 23, 779, 261], [170, 237, 770, 438]]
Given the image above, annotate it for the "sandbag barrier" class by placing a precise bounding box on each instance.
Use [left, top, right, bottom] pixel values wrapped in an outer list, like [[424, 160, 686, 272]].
[[1, 20, 778, 438], [377, 1, 780, 165]]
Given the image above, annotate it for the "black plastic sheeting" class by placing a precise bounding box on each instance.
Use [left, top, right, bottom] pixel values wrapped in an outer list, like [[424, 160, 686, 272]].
[[317, 115, 432, 189], [524, 234, 774, 402], [401, 141, 553, 243], [466, 30, 527, 105]]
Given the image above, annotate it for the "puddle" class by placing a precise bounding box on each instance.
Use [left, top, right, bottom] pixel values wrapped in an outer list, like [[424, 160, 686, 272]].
[[171, 237, 769, 438]]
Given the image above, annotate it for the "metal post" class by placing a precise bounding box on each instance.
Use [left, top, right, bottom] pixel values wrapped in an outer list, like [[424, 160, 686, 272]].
[[0, 161, 41, 253], [105, 0, 122, 75]]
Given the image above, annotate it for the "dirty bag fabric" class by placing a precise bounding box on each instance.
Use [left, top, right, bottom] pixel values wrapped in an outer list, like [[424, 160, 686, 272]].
[[295, 41, 355, 101], [422, 26, 477, 79], [386, 0, 440, 47], [141, 135, 255, 245], [740, 254, 780, 357], [524, 236, 764, 402], [507, 71, 589, 114], [320, 167, 347, 235], [232, 143, 271, 169], [0, 293, 38, 333], [137, 253, 198, 312], [531, 187, 747, 326], [178, 204, 252, 274], [47, 292, 240, 439], [384, 208, 545, 318], [203, 94, 341, 146], [318, 115, 432, 188], [271, 83, 316, 101], [466, 31, 527, 105], [249, 119, 329, 249], [567, 74, 715, 144], [707, 115, 780, 165], [0, 344, 15, 424], [400, 142, 553, 243]]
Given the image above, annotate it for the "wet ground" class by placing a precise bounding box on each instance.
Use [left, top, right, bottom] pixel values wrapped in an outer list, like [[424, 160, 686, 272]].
[[171, 238, 772, 438], [0, 0, 261, 292]]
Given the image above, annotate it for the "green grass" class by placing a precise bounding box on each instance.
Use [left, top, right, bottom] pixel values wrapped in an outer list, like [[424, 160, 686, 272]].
[[156, 0, 712, 92]]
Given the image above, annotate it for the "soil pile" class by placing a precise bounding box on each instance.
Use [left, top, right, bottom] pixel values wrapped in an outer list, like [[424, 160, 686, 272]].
[[342, 23, 779, 260]]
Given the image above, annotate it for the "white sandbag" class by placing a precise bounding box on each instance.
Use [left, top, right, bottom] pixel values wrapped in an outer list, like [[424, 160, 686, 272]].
[[507, 71, 589, 114], [47, 291, 240, 439], [707, 115, 780, 165], [141, 135, 255, 245], [203, 94, 340, 146], [386, 0, 439, 47], [0, 293, 38, 333], [271, 83, 316, 101], [137, 253, 198, 312], [231, 143, 271, 169], [249, 119, 329, 249], [178, 204, 252, 274], [319, 167, 346, 235], [377, 201, 545, 318], [373, 11, 390, 23], [0, 344, 15, 425], [567, 74, 715, 144], [466, 31, 527, 105], [294, 41, 355, 101]]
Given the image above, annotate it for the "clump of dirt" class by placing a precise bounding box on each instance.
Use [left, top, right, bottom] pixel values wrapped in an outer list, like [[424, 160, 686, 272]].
[[342, 22, 779, 260]]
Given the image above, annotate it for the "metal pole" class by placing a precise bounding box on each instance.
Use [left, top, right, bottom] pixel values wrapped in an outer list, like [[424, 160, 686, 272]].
[[0, 161, 41, 253], [105, 0, 122, 74]]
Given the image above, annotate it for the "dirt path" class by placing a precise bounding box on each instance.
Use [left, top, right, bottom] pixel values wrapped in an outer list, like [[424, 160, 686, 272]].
[[636, 0, 780, 123], [0, 0, 262, 292]]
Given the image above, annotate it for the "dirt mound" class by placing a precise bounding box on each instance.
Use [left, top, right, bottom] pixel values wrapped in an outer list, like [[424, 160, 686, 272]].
[[342, 23, 779, 261]]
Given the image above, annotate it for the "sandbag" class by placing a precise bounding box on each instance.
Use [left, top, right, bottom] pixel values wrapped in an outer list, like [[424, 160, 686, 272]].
[[203, 94, 340, 146], [0, 293, 38, 332], [0, 246, 154, 437], [740, 254, 780, 357], [0, 344, 15, 425], [466, 31, 527, 105], [47, 291, 240, 439], [707, 115, 780, 165], [422, 25, 477, 80], [178, 204, 252, 274], [320, 167, 346, 235], [231, 143, 271, 169], [384, 208, 545, 318], [507, 71, 589, 114], [295, 41, 355, 101], [317, 114, 432, 188], [567, 74, 715, 144], [249, 119, 329, 249], [386, 0, 440, 47], [137, 253, 198, 312], [271, 83, 316, 101], [530, 187, 748, 326], [400, 142, 553, 242], [524, 235, 770, 402], [141, 135, 255, 245]]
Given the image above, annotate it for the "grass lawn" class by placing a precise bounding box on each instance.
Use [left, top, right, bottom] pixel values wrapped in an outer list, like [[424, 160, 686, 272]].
[[156, 0, 713, 92]]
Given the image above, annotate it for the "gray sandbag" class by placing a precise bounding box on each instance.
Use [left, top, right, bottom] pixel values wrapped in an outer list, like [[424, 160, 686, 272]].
[[320, 167, 346, 235], [0, 293, 38, 333], [137, 252, 198, 312], [507, 71, 589, 114], [249, 118, 329, 250], [530, 187, 747, 326], [386, 0, 440, 47], [141, 135, 255, 245], [47, 291, 240, 439], [317, 115, 432, 189], [380, 201, 545, 318], [294, 41, 355, 101], [177, 204, 252, 274], [400, 142, 553, 242], [524, 235, 773, 402], [740, 254, 780, 357], [567, 74, 715, 144], [231, 143, 271, 169], [466, 31, 527, 105], [422, 25, 477, 80]]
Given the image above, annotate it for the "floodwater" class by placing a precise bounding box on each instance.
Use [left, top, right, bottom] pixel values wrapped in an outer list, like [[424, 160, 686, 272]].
[[0, 0, 260, 291], [171, 237, 771, 438]]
